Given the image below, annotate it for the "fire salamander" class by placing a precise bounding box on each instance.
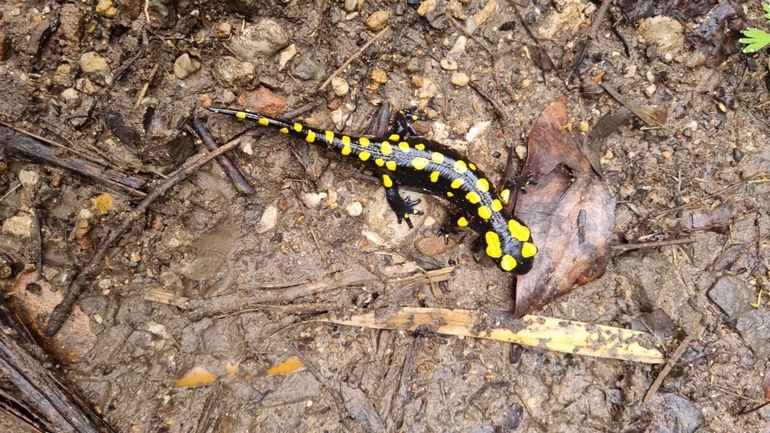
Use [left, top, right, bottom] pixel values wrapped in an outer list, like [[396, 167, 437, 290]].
[[208, 107, 538, 275]]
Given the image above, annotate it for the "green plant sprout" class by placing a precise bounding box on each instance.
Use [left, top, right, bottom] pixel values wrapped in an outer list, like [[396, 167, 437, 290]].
[[740, 2, 770, 53]]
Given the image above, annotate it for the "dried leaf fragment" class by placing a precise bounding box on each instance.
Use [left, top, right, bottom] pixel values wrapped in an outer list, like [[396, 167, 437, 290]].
[[175, 366, 217, 388], [267, 356, 305, 376]]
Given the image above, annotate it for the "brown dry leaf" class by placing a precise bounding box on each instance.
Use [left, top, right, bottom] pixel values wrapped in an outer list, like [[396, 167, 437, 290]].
[[266, 356, 305, 376], [514, 98, 615, 317], [175, 366, 218, 388], [618, 0, 718, 21], [762, 368, 770, 401], [320, 307, 665, 364], [8, 270, 96, 365]]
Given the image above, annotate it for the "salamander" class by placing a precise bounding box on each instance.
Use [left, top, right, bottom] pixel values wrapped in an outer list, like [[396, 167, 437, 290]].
[[207, 107, 538, 275]]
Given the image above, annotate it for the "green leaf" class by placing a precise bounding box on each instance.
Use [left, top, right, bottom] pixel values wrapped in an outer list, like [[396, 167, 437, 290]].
[[740, 28, 770, 53], [764, 2, 770, 20]]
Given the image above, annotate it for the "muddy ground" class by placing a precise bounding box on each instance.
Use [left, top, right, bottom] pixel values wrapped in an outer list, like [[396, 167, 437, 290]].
[[1, 0, 770, 432]]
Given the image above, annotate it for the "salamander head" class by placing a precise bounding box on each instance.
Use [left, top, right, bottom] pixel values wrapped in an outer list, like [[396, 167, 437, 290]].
[[485, 217, 537, 275]]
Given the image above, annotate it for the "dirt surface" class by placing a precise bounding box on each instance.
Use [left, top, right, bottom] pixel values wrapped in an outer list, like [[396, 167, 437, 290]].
[[1, 0, 770, 432]]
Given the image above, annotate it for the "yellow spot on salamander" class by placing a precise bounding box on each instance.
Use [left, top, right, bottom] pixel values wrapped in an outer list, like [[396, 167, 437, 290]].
[[469, 163, 477, 171], [466, 191, 481, 204], [491, 199, 503, 212], [431, 152, 444, 164], [485, 231, 502, 258], [258, 117, 269, 126], [478, 206, 492, 220], [521, 242, 538, 258], [306, 130, 316, 142], [500, 189, 511, 204], [398, 142, 410, 153], [430, 171, 440, 182], [451, 178, 464, 189], [415, 143, 426, 151], [375, 158, 385, 167], [325, 130, 335, 144], [279, 127, 289, 134], [457, 217, 468, 227], [382, 174, 393, 188], [508, 219, 531, 242], [475, 178, 489, 192], [341, 144, 352, 155], [236, 112, 247, 120], [342, 136, 351, 145], [454, 160, 468, 174], [381, 141, 392, 156], [386, 161, 397, 171], [446, 191, 454, 197], [359, 137, 370, 148], [500, 255, 517, 271], [411, 157, 429, 170], [293, 123, 303, 132], [389, 134, 400, 141], [359, 151, 371, 161]]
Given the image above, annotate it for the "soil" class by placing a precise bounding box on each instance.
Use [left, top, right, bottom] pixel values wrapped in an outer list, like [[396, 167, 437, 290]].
[[1, 0, 770, 432]]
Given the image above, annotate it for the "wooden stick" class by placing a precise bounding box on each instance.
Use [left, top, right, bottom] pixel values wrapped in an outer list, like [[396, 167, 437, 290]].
[[318, 27, 390, 92]]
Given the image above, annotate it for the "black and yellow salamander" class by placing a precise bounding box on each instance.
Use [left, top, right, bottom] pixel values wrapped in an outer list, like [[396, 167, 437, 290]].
[[208, 107, 538, 275]]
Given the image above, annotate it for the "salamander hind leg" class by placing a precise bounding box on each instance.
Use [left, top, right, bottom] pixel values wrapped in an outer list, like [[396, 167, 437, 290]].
[[436, 213, 478, 245], [381, 174, 423, 229]]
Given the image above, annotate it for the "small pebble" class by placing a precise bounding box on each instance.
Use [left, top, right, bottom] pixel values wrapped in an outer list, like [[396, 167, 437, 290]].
[[212, 56, 256, 87], [450, 72, 470, 86], [95, 0, 118, 18], [417, 0, 436, 16], [345, 202, 363, 216], [235, 87, 285, 117], [60, 87, 80, 103], [255, 205, 279, 234], [301, 192, 328, 208], [277, 43, 296, 70], [331, 76, 349, 96], [364, 11, 389, 31], [371, 69, 388, 84], [515, 145, 527, 160], [213, 21, 232, 39], [2, 213, 33, 238], [173, 53, 201, 80], [440, 59, 458, 70], [411, 75, 423, 88], [18, 169, 40, 189], [343, 0, 359, 13], [80, 52, 109, 73]]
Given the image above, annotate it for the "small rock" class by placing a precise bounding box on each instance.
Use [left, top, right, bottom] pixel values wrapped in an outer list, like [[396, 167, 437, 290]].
[[18, 169, 40, 189], [371, 69, 388, 84], [60, 87, 80, 103], [418, 78, 436, 99], [345, 201, 363, 216], [447, 0, 467, 20], [291, 54, 326, 81], [243, 203, 265, 227], [173, 53, 201, 80], [440, 59, 458, 70], [364, 11, 389, 31], [236, 87, 286, 117], [331, 77, 349, 96], [450, 72, 469, 86], [54, 64, 72, 84], [212, 56, 256, 87], [277, 43, 296, 70], [59, 4, 86, 43], [514, 145, 527, 160], [406, 57, 421, 73], [228, 19, 290, 64], [415, 235, 455, 256], [418, 0, 437, 16], [80, 51, 109, 73], [447, 36, 467, 56], [146, 0, 177, 29], [411, 75, 423, 88], [301, 192, 328, 208], [2, 213, 33, 238], [75, 78, 97, 95], [343, 0, 360, 13], [95, 0, 118, 18], [472, 0, 498, 27], [213, 21, 232, 39], [255, 205, 279, 234]]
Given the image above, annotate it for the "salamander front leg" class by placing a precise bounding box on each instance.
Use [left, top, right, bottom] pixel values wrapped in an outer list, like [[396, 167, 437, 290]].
[[382, 174, 422, 229], [501, 174, 538, 204], [392, 109, 426, 137]]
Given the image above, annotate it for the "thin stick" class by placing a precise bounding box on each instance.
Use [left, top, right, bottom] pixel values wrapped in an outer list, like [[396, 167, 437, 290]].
[[612, 238, 696, 253], [643, 325, 700, 403], [318, 27, 390, 92], [44, 120, 243, 336], [190, 117, 255, 195]]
